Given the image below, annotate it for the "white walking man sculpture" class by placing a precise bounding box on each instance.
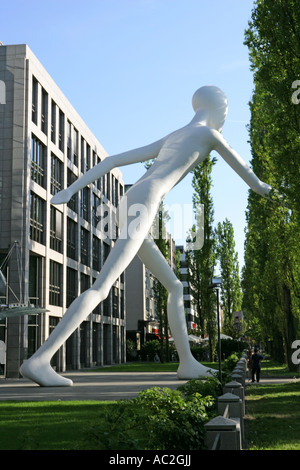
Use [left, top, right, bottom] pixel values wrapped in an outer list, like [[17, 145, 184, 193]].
[[20, 86, 273, 386]]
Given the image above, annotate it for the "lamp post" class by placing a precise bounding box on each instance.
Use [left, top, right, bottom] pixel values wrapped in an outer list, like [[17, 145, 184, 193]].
[[209, 277, 222, 382]]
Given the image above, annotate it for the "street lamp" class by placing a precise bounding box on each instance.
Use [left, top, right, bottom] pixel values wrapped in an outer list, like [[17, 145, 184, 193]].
[[209, 277, 222, 382]]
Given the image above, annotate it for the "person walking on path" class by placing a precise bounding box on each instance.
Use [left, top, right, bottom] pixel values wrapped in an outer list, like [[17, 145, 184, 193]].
[[247, 350, 253, 381], [251, 348, 263, 383]]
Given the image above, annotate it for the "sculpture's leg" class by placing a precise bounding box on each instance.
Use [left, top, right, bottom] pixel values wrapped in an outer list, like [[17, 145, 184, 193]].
[[20, 208, 154, 386], [137, 238, 214, 379]]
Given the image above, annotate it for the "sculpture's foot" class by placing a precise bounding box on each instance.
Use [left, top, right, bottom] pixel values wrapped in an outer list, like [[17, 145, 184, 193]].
[[177, 356, 216, 380], [20, 358, 73, 387]]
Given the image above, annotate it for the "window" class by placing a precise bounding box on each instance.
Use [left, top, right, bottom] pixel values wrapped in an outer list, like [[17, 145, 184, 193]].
[[103, 294, 110, 317], [106, 173, 110, 200], [29, 255, 42, 306], [103, 242, 110, 263], [30, 192, 45, 244], [92, 193, 100, 227], [81, 273, 90, 293], [86, 144, 91, 171], [67, 120, 72, 160], [102, 172, 106, 197], [80, 187, 90, 221], [49, 260, 62, 306], [50, 206, 63, 253], [81, 137, 85, 173], [96, 156, 102, 191], [41, 87, 48, 134], [67, 169, 78, 213], [51, 100, 56, 144], [31, 135, 46, 188], [113, 286, 119, 318], [67, 217, 77, 260], [112, 176, 119, 207], [28, 315, 39, 357], [58, 109, 64, 152], [50, 153, 63, 195], [66, 268, 77, 307], [80, 227, 89, 266], [93, 151, 97, 167], [32, 77, 38, 124], [73, 128, 79, 167], [120, 289, 124, 319], [92, 235, 101, 271]]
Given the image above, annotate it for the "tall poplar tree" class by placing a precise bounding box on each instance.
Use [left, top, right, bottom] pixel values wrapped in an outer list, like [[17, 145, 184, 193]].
[[216, 219, 243, 337], [186, 156, 217, 359], [243, 0, 300, 369]]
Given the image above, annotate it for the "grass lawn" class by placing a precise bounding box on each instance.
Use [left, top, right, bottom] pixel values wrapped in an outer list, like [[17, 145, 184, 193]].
[[246, 381, 300, 450], [0, 400, 116, 450], [260, 358, 300, 377], [1, 360, 298, 450], [90, 361, 218, 373]]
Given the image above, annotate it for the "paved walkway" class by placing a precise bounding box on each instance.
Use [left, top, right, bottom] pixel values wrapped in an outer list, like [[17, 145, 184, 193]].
[[245, 375, 300, 386], [0, 370, 298, 403], [0, 370, 188, 402]]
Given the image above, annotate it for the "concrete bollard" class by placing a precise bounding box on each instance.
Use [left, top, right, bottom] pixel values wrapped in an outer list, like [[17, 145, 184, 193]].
[[231, 371, 245, 387], [223, 380, 245, 415], [204, 415, 241, 450], [218, 392, 244, 446]]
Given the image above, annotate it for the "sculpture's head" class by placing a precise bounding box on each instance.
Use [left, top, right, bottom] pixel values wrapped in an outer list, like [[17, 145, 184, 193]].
[[192, 86, 228, 131]]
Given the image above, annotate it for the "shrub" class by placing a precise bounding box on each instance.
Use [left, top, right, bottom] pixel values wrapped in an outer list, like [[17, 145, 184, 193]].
[[141, 340, 161, 361], [178, 375, 222, 401], [135, 387, 214, 450], [190, 344, 210, 361], [141, 340, 176, 362], [223, 352, 240, 372], [86, 383, 217, 450], [221, 338, 245, 358]]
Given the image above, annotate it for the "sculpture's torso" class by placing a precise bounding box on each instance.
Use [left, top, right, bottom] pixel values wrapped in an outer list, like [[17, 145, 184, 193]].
[[133, 123, 215, 199]]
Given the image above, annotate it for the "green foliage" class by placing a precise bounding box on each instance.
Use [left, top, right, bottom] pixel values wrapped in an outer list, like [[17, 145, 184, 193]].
[[87, 383, 216, 450], [215, 219, 243, 336], [141, 340, 176, 362], [186, 156, 217, 359], [242, 0, 300, 369], [178, 375, 222, 400], [190, 343, 210, 361], [135, 387, 215, 450], [220, 338, 245, 358], [126, 339, 136, 360], [223, 353, 240, 373]]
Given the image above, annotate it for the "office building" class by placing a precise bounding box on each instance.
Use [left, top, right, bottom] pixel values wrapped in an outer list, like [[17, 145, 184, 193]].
[[177, 245, 198, 330], [0, 44, 125, 378]]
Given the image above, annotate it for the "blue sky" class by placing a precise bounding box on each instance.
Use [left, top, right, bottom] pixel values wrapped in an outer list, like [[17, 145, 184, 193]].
[[1, 0, 256, 271]]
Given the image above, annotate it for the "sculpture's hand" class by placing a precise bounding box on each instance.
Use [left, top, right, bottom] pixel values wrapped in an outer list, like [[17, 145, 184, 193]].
[[259, 183, 287, 206], [268, 187, 287, 206], [51, 188, 72, 205], [258, 181, 272, 198]]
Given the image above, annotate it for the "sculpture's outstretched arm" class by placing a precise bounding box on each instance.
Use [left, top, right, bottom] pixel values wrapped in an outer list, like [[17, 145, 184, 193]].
[[51, 137, 165, 205], [213, 131, 272, 198]]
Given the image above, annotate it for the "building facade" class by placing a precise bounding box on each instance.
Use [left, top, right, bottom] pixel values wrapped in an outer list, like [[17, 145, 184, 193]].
[[176, 245, 198, 330], [0, 44, 126, 378]]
